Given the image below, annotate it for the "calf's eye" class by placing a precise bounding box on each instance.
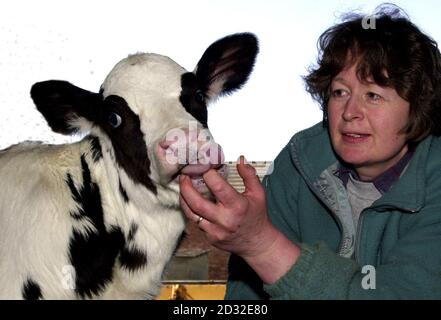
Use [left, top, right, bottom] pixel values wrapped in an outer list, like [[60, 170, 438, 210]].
[[195, 90, 205, 103], [108, 112, 122, 128]]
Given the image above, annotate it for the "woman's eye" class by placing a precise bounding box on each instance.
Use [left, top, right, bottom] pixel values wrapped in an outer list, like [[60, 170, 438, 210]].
[[331, 89, 348, 98], [108, 112, 122, 128], [195, 90, 205, 103], [367, 92, 382, 102]]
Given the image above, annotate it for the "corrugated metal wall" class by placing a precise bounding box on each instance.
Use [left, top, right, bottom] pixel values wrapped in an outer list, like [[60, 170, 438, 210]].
[[226, 161, 272, 193]]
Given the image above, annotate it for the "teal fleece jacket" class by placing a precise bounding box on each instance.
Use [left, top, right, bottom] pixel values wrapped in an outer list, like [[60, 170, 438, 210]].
[[225, 122, 441, 299]]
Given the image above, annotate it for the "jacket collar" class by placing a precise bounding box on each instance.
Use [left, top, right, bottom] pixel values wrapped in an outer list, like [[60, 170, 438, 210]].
[[373, 137, 429, 212], [289, 122, 429, 213], [336, 150, 414, 195]]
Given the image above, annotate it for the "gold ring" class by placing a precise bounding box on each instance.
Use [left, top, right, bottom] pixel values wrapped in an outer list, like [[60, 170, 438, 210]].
[[197, 216, 203, 224]]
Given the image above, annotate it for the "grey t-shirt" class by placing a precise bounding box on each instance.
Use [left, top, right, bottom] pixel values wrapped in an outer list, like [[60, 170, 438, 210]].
[[346, 173, 382, 231]]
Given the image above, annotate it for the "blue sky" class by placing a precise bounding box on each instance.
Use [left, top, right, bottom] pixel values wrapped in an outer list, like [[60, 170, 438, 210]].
[[1, 0, 440, 160]]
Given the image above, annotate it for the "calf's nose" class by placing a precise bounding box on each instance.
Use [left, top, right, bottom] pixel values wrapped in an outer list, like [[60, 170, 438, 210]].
[[159, 128, 225, 167]]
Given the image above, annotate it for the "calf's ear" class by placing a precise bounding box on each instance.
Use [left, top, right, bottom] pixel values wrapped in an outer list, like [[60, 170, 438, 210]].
[[194, 33, 259, 101], [30, 80, 102, 135]]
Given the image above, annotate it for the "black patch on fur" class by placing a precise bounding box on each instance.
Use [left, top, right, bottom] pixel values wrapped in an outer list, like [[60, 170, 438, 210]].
[[179, 72, 208, 127], [30, 80, 102, 135], [127, 223, 138, 242], [66, 173, 84, 220], [180, 33, 258, 128], [119, 224, 147, 273], [195, 33, 259, 96], [66, 155, 100, 220], [97, 95, 157, 194], [89, 136, 103, 162], [67, 155, 125, 298], [22, 278, 42, 300], [119, 246, 148, 272], [70, 227, 125, 299], [119, 181, 129, 203]]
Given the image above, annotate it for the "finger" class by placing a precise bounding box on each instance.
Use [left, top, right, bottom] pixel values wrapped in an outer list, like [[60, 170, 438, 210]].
[[194, 213, 229, 242], [180, 195, 225, 236], [202, 169, 242, 207], [179, 175, 218, 218], [179, 195, 203, 223], [237, 155, 262, 193]]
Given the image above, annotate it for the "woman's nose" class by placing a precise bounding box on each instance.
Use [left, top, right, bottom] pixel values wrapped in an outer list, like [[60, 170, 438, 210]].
[[342, 96, 363, 121]]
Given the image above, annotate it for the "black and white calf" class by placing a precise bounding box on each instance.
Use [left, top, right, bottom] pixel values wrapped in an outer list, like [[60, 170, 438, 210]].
[[0, 33, 258, 299]]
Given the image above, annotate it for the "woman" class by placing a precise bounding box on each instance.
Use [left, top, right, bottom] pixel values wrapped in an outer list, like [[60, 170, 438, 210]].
[[179, 4, 441, 299]]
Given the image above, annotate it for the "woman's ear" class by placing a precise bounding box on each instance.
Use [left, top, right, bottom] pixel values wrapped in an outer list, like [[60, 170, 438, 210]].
[[193, 33, 259, 102], [30, 80, 102, 135]]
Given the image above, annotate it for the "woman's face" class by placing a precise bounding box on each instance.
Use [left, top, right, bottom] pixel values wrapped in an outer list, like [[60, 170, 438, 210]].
[[327, 63, 410, 181]]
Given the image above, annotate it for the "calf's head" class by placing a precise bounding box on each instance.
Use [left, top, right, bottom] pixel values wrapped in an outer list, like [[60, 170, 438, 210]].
[[30, 33, 258, 200]]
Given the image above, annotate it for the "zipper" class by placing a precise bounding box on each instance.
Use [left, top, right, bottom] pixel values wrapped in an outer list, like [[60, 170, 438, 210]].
[[290, 148, 346, 254], [354, 210, 365, 264], [354, 204, 421, 264]]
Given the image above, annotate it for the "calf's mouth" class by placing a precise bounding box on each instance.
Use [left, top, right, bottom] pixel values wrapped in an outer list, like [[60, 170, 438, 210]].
[[173, 163, 228, 193]]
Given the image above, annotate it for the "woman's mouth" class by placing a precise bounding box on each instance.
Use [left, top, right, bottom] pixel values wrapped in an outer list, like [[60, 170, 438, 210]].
[[342, 132, 371, 143]]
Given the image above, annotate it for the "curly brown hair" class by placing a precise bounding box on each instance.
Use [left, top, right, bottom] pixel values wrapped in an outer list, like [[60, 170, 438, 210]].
[[304, 4, 441, 144]]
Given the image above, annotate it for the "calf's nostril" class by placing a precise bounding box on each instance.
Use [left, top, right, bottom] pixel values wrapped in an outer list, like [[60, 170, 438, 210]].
[[159, 140, 171, 150]]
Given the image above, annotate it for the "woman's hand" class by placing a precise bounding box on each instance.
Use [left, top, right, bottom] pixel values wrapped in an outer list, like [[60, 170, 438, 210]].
[[179, 156, 272, 257], [179, 156, 301, 284]]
